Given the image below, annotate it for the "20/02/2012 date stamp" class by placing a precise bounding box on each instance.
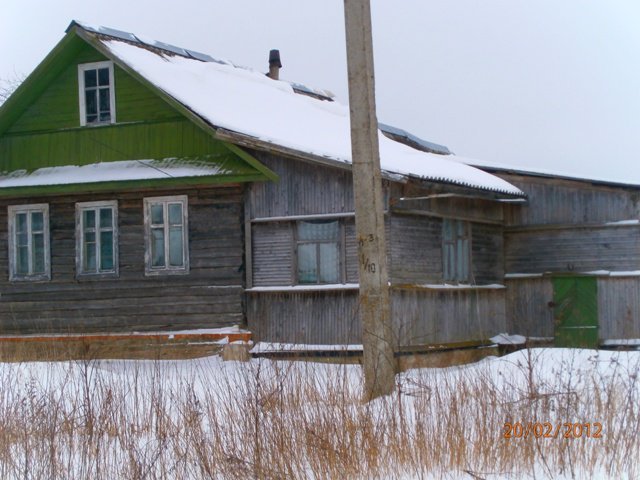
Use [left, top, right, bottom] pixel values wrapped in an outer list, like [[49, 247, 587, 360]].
[[503, 422, 603, 439]]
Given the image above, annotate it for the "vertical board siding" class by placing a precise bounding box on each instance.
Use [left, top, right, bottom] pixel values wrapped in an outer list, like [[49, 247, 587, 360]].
[[248, 287, 505, 346], [392, 288, 506, 345], [472, 223, 504, 284], [506, 276, 640, 341], [248, 152, 356, 218], [597, 277, 640, 339], [388, 214, 442, 284], [505, 278, 555, 337], [0, 185, 245, 333], [9, 43, 180, 134], [500, 174, 640, 226], [252, 222, 294, 286], [251, 217, 359, 286], [247, 291, 361, 344], [0, 120, 240, 173], [506, 226, 640, 273], [344, 220, 359, 283]]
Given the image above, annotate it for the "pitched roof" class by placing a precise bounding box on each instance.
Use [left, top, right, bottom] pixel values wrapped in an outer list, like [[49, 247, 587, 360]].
[[7, 21, 527, 198]]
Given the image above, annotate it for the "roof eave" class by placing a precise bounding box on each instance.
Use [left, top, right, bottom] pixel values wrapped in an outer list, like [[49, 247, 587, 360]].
[[215, 128, 527, 201]]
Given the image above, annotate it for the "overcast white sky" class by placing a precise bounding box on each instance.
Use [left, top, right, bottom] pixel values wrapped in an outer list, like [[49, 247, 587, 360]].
[[1, 0, 639, 184]]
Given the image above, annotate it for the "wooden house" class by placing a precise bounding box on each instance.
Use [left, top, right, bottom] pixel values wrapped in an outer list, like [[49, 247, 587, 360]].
[[0, 21, 637, 349]]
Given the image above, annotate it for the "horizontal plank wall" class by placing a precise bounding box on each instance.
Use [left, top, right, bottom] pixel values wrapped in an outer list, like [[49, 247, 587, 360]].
[[500, 174, 640, 226], [388, 213, 442, 284], [506, 225, 640, 273], [0, 185, 245, 333], [252, 222, 294, 286]]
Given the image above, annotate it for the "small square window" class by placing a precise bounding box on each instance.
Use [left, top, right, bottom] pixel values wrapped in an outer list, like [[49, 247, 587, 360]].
[[76, 201, 118, 277], [78, 62, 116, 126], [144, 196, 189, 275], [8, 204, 50, 281]]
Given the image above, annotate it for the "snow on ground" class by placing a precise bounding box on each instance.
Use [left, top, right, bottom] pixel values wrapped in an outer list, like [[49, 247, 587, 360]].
[[0, 348, 637, 479]]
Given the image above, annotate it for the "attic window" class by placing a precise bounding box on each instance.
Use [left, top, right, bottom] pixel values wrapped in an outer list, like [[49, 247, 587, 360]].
[[78, 61, 115, 126]]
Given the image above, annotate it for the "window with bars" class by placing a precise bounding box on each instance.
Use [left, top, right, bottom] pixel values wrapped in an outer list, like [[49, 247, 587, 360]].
[[296, 220, 341, 284], [76, 201, 118, 277], [8, 204, 50, 281], [442, 218, 471, 283], [78, 61, 115, 126], [144, 196, 189, 275]]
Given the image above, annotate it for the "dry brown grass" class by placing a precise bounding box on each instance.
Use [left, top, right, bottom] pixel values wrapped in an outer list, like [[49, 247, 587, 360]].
[[0, 348, 637, 479]]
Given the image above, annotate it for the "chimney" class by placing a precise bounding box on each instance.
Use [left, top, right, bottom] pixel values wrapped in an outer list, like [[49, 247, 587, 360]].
[[267, 49, 282, 80]]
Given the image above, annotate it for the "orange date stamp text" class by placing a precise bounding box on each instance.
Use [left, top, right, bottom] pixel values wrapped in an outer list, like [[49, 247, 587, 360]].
[[503, 422, 602, 439]]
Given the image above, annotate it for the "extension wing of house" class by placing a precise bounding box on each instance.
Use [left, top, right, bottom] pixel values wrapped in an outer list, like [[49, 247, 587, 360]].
[[0, 21, 637, 349]]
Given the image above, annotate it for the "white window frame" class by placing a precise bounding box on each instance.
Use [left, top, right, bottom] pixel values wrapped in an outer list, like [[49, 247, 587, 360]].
[[295, 219, 343, 285], [78, 61, 116, 126], [143, 195, 189, 276], [75, 201, 119, 278], [8, 204, 51, 282]]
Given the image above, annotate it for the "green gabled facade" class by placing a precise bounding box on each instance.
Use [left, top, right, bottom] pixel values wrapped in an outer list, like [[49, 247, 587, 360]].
[[0, 25, 276, 195], [0, 23, 277, 335]]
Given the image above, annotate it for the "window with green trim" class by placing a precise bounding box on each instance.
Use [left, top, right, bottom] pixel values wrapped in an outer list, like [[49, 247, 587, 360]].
[[8, 204, 50, 281], [76, 201, 118, 277], [144, 196, 189, 275], [78, 61, 115, 126]]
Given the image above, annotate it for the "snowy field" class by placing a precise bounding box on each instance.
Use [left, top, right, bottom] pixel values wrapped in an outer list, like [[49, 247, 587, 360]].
[[0, 348, 637, 479]]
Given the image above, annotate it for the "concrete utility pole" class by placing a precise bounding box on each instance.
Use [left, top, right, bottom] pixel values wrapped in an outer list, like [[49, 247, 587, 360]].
[[343, 0, 396, 401]]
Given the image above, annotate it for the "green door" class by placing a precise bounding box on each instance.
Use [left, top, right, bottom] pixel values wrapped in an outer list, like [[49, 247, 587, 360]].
[[552, 276, 599, 348]]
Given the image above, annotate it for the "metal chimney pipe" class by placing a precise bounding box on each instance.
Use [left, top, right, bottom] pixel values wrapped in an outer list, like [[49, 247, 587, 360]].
[[268, 49, 282, 80]]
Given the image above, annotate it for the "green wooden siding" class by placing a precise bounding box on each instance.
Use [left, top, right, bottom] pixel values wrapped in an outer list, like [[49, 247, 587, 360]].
[[8, 42, 179, 134], [0, 120, 247, 171], [553, 276, 599, 348], [0, 31, 275, 196]]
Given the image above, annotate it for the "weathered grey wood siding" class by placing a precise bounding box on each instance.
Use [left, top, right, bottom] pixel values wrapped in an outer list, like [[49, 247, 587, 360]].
[[499, 174, 640, 226], [252, 222, 294, 286], [506, 226, 640, 273], [247, 290, 361, 344], [392, 287, 506, 346], [344, 221, 359, 283], [0, 185, 244, 333], [388, 214, 442, 284], [248, 151, 356, 219], [248, 287, 506, 346], [471, 223, 504, 284], [505, 278, 555, 337], [251, 218, 358, 286], [598, 277, 640, 339], [505, 276, 640, 341]]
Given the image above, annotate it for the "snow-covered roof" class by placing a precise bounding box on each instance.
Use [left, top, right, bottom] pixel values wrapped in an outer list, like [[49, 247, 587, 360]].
[[66, 22, 524, 198], [0, 159, 232, 188]]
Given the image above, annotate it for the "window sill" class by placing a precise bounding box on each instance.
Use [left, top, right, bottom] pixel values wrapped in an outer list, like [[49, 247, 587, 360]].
[[76, 272, 119, 281], [246, 283, 359, 293], [144, 268, 190, 277]]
